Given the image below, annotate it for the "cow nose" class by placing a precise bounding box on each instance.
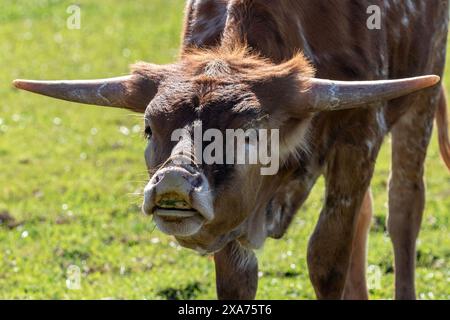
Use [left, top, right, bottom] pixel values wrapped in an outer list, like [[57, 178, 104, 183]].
[[142, 166, 214, 222], [153, 167, 200, 193], [150, 167, 203, 207]]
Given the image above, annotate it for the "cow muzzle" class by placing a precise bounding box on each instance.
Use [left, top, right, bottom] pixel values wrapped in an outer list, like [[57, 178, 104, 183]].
[[142, 166, 213, 237]]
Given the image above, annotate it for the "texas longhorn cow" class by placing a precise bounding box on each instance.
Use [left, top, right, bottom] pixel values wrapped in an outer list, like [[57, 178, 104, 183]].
[[13, 0, 449, 300]]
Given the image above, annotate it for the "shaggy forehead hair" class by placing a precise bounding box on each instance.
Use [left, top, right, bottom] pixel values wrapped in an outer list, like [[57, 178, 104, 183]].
[[126, 44, 316, 121], [130, 44, 315, 93]]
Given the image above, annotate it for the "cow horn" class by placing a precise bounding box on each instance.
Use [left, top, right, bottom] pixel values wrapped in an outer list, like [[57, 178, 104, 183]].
[[302, 75, 440, 111], [12, 75, 145, 110]]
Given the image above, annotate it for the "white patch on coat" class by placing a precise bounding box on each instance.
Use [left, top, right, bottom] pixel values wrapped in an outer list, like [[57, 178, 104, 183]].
[[340, 197, 353, 207], [376, 110, 388, 134], [405, 0, 416, 13], [366, 139, 374, 153], [401, 16, 409, 28], [298, 20, 315, 63]]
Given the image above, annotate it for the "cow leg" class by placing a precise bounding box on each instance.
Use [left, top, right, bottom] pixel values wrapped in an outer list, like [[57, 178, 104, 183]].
[[343, 189, 373, 300], [307, 144, 376, 299], [388, 93, 438, 300], [214, 240, 258, 300]]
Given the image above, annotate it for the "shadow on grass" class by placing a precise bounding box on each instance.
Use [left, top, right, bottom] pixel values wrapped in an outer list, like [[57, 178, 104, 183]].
[[157, 281, 205, 300]]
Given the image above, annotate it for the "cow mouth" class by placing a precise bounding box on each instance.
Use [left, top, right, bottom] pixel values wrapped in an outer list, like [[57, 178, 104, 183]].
[[151, 196, 206, 237], [152, 206, 205, 237], [143, 182, 214, 237], [153, 194, 202, 221], [153, 206, 199, 221]]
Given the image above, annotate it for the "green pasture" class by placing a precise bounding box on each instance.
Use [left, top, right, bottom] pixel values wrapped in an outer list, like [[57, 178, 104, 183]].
[[0, 0, 448, 299]]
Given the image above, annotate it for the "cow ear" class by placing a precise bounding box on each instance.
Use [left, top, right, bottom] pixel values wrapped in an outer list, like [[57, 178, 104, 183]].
[[13, 62, 171, 113], [246, 53, 315, 117]]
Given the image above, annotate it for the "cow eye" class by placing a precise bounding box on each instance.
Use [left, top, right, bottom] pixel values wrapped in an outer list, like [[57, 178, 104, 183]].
[[144, 126, 152, 139]]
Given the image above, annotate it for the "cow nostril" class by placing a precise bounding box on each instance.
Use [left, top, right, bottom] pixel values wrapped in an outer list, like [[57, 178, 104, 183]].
[[191, 175, 203, 188], [153, 172, 164, 184]]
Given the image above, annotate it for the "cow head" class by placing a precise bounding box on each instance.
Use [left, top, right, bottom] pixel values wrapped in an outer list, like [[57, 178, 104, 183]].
[[13, 46, 439, 253]]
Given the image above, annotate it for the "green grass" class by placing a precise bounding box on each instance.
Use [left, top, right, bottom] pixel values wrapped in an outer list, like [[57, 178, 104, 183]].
[[0, 0, 449, 299]]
